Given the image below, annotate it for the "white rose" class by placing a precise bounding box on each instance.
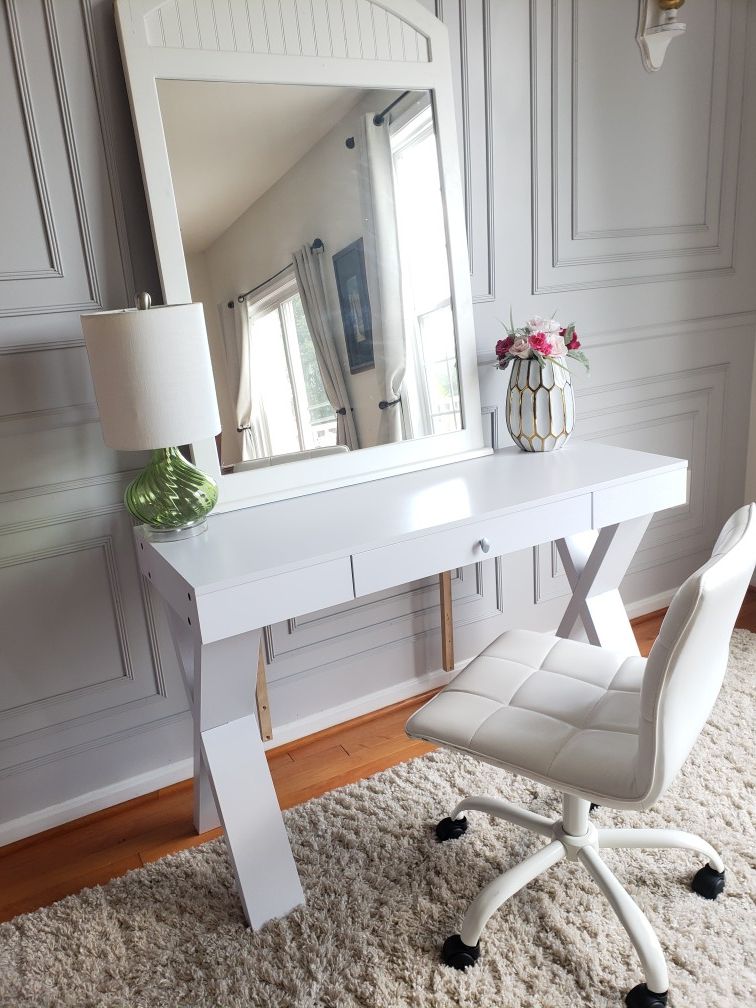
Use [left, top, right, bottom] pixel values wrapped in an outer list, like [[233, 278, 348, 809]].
[[527, 315, 561, 335], [511, 336, 531, 358], [550, 334, 567, 356]]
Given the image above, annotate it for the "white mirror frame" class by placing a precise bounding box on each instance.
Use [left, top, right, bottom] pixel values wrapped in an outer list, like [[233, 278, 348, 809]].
[[115, 0, 489, 512]]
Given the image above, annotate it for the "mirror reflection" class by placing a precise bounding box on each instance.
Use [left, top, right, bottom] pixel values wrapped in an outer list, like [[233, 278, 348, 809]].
[[157, 80, 462, 471]]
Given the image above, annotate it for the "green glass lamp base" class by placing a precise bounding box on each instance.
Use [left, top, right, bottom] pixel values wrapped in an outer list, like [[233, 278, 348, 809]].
[[125, 446, 218, 535]]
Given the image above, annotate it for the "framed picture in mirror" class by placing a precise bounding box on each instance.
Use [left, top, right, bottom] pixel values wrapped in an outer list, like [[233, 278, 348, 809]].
[[333, 239, 374, 375]]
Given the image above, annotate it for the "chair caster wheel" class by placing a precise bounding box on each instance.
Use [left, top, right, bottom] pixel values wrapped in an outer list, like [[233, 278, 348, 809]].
[[435, 816, 468, 842], [625, 982, 668, 1008], [691, 864, 725, 899], [441, 933, 480, 970]]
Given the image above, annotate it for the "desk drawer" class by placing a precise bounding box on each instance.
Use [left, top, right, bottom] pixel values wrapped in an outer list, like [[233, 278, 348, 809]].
[[351, 494, 592, 597], [593, 468, 687, 528], [196, 557, 355, 644]]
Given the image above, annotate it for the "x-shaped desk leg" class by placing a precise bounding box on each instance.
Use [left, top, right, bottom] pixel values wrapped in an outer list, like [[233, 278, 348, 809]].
[[555, 514, 652, 654], [165, 610, 304, 928]]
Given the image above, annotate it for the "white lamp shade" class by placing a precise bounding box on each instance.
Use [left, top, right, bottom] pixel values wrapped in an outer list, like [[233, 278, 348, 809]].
[[81, 303, 221, 451]]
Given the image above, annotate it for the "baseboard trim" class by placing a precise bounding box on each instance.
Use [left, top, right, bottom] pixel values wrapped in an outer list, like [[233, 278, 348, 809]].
[[263, 665, 457, 752], [0, 758, 193, 848], [0, 668, 458, 848], [624, 588, 677, 620], [0, 588, 678, 847]]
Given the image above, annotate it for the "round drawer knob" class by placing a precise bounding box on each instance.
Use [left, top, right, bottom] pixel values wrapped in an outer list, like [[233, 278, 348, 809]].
[[478, 537, 491, 554]]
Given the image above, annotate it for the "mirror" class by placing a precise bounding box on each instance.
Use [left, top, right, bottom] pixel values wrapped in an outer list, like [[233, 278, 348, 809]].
[[115, 0, 488, 510], [156, 81, 462, 472]]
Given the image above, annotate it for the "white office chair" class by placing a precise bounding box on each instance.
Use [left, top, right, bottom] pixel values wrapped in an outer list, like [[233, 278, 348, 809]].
[[406, 504, 756, 1008]]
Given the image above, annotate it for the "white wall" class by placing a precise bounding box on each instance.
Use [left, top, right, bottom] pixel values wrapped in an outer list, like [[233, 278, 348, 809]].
[[1, 0, 755, 844], [185, 251, 236, 458]]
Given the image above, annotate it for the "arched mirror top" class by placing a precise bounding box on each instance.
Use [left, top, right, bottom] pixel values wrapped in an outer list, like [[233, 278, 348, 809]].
[[135, 0, 434, 63]]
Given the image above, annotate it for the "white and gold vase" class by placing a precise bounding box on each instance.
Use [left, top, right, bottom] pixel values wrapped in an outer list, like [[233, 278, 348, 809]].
[[506, 358, 575, 452]]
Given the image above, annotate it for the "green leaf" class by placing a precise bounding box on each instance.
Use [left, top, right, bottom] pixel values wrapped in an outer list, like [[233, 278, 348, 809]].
[[567, 349, 590, 372]]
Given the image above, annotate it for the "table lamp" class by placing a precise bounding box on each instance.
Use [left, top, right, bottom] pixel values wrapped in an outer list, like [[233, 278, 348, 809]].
[[81, 294, 221, 539]]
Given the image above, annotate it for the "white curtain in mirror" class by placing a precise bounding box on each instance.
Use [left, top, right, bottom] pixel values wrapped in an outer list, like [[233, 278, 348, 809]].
[[292, 245, 359, 451], [360, 115, 406, 445], [219, 301, 269, 464]]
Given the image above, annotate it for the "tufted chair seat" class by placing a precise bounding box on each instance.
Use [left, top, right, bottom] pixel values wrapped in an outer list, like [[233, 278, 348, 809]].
[[407, 630, 647, 806]]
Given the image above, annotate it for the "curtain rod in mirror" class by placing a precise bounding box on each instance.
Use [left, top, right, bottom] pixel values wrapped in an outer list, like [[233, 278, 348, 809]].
[[373, 89, 411, 126], [230, 238, 324, 307], [345, 89, 412, 149]]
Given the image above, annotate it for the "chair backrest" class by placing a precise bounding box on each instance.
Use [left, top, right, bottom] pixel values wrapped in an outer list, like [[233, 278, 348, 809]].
[[637, 503, 756, 806]]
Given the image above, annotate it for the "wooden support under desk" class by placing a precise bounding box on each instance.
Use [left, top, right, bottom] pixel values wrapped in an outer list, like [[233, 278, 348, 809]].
[[256, 639, 273, 742], [439, 571, 454, 672]]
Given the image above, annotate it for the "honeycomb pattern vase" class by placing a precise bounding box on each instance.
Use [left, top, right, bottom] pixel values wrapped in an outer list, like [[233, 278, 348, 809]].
[[506, 358, 575, 452]]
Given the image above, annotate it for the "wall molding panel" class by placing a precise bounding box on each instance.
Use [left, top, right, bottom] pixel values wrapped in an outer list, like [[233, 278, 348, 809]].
[[2, 0, 63, 282], [42, 0, 102, 309], [0, 0, 134, 344], [0, 535, 134, 708], [80, 0, 137, 299], [0, 402, 99, 438], [436, 0, 496, 301], [530, 0, 748, 293], [0, 508, 186, 779]]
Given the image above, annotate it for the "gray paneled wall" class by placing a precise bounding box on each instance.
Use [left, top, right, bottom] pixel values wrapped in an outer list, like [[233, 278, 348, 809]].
[[1, 0, 754, 842]]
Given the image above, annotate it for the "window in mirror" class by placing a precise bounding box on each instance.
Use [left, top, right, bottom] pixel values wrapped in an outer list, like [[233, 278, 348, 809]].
[[245, 271, 337, 460], [389, 99, 461, 438], [157, 80, 463, 472]]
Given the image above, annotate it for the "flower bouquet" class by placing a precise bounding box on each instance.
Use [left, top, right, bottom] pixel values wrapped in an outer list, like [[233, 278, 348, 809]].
[[495, 315, 589, 452], [495, 315, 588, 373]]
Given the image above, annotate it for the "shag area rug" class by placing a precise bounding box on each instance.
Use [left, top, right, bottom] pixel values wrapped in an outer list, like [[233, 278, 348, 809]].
[[1, 632, 755, 1008]]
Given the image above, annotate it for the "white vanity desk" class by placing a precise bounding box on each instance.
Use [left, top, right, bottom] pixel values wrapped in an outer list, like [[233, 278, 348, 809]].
[[134, 441, 687, 929]]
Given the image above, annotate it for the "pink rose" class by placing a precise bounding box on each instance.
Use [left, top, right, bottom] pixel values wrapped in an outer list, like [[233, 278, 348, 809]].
[[567, 333, 580, 350], [528, 331, 553, 355], [511, 336, 530, 358], [495, 335, 514, 358]]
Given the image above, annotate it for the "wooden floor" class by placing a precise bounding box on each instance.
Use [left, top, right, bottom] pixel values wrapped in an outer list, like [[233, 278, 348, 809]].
[[2, 594, 754, 924]]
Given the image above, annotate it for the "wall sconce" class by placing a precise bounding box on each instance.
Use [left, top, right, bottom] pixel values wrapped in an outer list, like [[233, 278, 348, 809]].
[[637, 0, 686, 72]]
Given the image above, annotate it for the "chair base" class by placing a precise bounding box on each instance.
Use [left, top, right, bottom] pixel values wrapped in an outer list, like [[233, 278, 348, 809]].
[[625, 983, 668, 1008], [441, 933, 480, 969], [436, 793, 724, 1003], [436, 815, 469, 842], [691, 864, 725, 900]]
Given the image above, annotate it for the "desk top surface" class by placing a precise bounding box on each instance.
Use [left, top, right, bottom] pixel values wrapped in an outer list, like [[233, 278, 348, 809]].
[[135, 441, 685, 592]]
